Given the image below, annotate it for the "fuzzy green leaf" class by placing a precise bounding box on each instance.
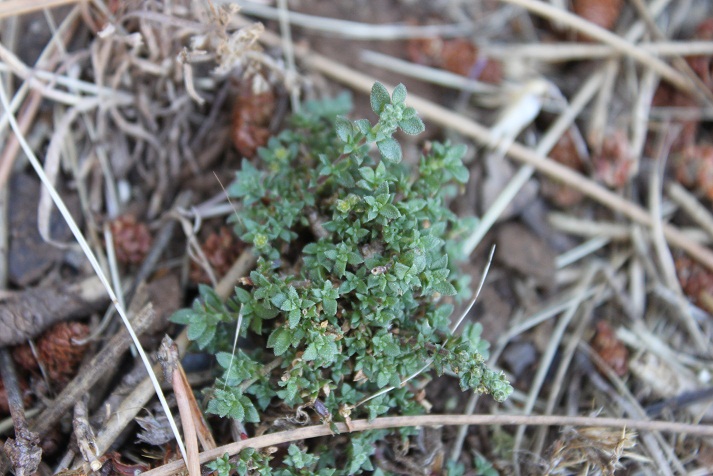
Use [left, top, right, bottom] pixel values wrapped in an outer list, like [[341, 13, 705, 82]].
[[370, 82, 391, 114], [391, 83, 407, 105], [379, 203, 401, 220], [359, 166, 375, 183], [335, 116, 352, 142], [432, 280, 457, 296], [288, 309, 301, 328], [186, 319, 207, 341], [169, 308, 193, 325], [377, 137, 402, 163], [323, 298, 337, 317], [267, 327, 292, 356], [398, 115, 425, 135], [303, 343, 318, 361], [234, 287, 251, 303]]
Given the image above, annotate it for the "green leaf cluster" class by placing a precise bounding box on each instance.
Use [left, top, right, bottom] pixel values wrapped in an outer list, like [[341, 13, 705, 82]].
[[172, 83, 511, 474]]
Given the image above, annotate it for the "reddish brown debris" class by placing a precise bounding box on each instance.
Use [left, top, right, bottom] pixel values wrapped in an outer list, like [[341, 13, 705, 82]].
[[407, 37, 503, 83], [591, 321, 628, 377], [686, 18, 713, 92], [591, 131, 633, 188], [541, 130, 586, 207], [650, 17, 713, 152], [190, 227, 245, 284], [110, 214, 153, 265], [652, 84, 700, 150], [102, 452, 150, 475], [672, 143, 713, 200], [37, 322, 91, 388], [12, 322, 91, 391], [675, 254, 713, 314], [231, 74, 277, 158], [572, 0, 624, 40]]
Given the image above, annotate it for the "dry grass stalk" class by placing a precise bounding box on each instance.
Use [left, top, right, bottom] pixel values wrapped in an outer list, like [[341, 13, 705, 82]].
[[480, 41, 713, 62], [0, 0, 79, 20], [141, 413, 713, 476], [499, 0, 697, 96], [158, 337, 200, 476]]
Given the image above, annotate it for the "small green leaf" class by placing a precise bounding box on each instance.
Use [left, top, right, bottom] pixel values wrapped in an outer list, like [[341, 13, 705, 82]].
[[334, 258, 347, 277], [288, 309, 301, 328], [370, 82, 391, 114], [335, 116, 352, 142], [267, 327, 292, 356], [391, 83, 407, 104], [377, 137, 402, 163], [303, 343, 318, 361], [169, 308, 193, 325], [186, 319, 207, 341], [433, 280, 457, 296], [379, 203, 401, 220], [393, 262, 409, 280], [323, 299, 337, 316], [359, 166, 375, 183], [354, 119, 371, 134], [234, 287, 251, 303], [398, 115, 425, 135], [450, 164, 470, 183], [383, 341, 400, 357], [271, 293, 290, 310]]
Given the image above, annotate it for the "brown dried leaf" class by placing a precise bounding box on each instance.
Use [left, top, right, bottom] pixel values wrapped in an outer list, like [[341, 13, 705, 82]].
[[105, 452, 150, 475], [231, 74, 277, 158]]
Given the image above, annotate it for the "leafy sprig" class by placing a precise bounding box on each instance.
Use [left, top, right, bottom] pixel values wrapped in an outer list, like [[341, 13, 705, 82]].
[[171, 82, 511, 474]]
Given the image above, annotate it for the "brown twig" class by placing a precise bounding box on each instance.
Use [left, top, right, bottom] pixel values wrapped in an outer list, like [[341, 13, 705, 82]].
[[0, 350, 40, 476], [141, 413, 713, 476], [73, 398, 101, 472]]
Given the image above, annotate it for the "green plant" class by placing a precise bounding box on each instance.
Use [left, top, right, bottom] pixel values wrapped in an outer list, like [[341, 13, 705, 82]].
[[172, 83, 512, 473]]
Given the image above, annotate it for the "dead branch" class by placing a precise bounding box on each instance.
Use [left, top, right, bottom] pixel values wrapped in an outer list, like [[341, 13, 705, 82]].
[[0, 276, 108, 347], [0, 349, 40, 476]]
